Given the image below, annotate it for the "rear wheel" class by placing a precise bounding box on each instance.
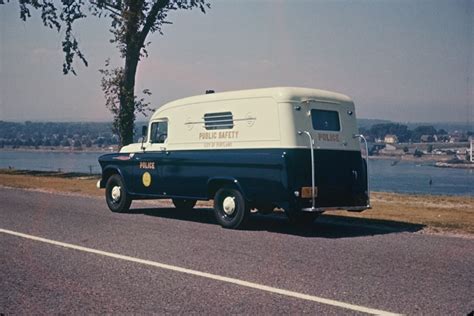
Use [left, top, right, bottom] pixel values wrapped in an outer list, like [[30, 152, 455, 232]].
[[105, 174, 132, 213], [172, 199, 197, 210], [213, 187, 249, 229]]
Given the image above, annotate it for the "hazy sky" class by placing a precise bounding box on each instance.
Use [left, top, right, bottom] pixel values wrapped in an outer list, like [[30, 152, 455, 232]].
[[1, 0, 473, 123]]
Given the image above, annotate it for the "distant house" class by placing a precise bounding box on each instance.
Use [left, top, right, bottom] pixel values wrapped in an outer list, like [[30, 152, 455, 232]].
[[384, 134, 398, 144], [449, 134, 468, 143]]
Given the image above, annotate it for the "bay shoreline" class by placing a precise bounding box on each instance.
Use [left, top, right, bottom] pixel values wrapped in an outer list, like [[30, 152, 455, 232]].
[[2, 147, 472, 169]]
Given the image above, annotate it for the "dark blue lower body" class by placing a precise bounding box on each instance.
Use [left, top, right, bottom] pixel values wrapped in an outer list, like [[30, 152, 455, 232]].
[[99, 148, 368, 211]]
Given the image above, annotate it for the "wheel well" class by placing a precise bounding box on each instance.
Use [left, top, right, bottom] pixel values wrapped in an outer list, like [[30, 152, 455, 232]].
[[207, 179, 238, 199], [102, 168, 120, 187]]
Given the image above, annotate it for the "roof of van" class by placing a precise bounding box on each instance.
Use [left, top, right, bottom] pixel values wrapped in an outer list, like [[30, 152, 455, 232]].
[[153, 87, 352, 117]]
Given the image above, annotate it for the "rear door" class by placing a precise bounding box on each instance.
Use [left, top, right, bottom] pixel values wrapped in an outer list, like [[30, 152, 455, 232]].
[[308, 106, 366, 206]]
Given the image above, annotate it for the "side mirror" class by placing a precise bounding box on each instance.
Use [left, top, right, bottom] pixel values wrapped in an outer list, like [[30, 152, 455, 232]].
[[141, 125, 148, 151]]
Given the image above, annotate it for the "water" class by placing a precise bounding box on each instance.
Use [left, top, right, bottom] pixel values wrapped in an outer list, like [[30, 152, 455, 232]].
[[368, 159, 473, 196], [0, 151, 473, 196], [0, 151, 104, 174]]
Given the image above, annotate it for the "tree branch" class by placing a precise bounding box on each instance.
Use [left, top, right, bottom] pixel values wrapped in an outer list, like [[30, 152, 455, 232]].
[[90, 0, 121, 16], [136, 0, 169, 48]]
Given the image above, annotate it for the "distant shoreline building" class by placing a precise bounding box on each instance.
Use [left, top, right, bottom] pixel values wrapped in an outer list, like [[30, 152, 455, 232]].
[[384, 134, 398, 144]]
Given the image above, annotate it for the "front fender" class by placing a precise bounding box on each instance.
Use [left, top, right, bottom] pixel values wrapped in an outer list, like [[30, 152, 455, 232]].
[[99, 166, 129, 193]]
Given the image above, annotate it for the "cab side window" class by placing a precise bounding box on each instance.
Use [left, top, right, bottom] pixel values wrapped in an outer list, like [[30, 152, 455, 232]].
[[150, 121, 168, 143]]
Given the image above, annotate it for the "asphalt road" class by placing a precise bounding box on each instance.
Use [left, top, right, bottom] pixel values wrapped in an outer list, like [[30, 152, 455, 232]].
[[1, 187, 473, 315]]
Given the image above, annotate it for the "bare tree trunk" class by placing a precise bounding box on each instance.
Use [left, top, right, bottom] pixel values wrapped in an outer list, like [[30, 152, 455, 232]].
[[118, 0, 144, 147], [118, 54, 139, 146], [117, 0, 170, 146]]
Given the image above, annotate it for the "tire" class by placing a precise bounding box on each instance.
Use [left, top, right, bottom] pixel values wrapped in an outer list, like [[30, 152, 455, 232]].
[[172, 199, 197, 210], [213, 187, 250, 229], [105, 174, 132, 213]]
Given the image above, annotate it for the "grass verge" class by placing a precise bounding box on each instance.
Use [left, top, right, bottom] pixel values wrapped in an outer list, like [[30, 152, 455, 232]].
[[1, 169, 472, 235]]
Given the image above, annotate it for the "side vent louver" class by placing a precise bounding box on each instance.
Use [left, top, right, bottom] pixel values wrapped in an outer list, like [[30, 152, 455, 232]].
[[204, 112, 234, 130]]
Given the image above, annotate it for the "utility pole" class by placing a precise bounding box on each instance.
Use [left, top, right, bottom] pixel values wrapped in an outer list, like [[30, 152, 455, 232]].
[[470, 137, 473, 163]]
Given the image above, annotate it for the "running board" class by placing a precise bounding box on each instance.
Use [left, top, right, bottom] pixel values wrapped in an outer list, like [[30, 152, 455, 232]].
[[301, 205, 371, 213]]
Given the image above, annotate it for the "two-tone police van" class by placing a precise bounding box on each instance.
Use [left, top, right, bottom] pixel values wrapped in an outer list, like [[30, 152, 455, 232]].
[[97, 87, 370, 229]]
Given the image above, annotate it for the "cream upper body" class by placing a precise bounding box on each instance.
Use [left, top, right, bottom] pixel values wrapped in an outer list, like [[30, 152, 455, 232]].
[[121, 87, 361, 153]]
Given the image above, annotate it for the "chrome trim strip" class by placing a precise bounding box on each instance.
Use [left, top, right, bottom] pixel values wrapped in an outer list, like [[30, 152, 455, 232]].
[[185, 117, 257, 125], [353, 134, 371, 208], [298, 130, 316, 210]]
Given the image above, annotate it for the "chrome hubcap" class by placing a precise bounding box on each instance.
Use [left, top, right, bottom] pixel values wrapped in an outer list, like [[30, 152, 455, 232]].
[[111, 186, 121, 202], [222, 196, 236, 215]]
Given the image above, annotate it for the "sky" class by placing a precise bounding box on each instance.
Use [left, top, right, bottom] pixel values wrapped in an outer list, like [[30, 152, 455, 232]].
[[0, 0, 473, 124]]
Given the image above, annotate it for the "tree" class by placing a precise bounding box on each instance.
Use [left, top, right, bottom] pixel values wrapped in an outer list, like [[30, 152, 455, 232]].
[[85, 139, 93, 147], [73, 139, 82, 148], [3, 0, 210, 146], [413, 148, 423, 158], [412, 125, 437, 142], [368, 123, 411, 143], [437, 128, 448, 135], [61, 139, 71, 147]]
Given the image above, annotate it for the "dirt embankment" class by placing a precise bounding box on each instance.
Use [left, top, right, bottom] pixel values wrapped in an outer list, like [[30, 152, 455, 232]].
[[1, 169, 473, 235], [335, 193, 474, 235]]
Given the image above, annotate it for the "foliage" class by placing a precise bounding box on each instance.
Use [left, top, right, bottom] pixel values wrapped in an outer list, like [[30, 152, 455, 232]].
[[367, 123, 412, 142], [413, 149, 424, 157], [0, 121, 128, 148], [2, 0, 210, 146], [437, 128, 448, 135], [99, 59, 152, 137], [361, 122, 453, 143], [411, 125, 437, 142]]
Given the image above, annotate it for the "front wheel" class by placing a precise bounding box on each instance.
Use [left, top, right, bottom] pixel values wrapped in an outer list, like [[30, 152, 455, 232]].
[[105, 174, 132, 213], [172, 199, 197, 210], [213, 187, 250, 229]]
